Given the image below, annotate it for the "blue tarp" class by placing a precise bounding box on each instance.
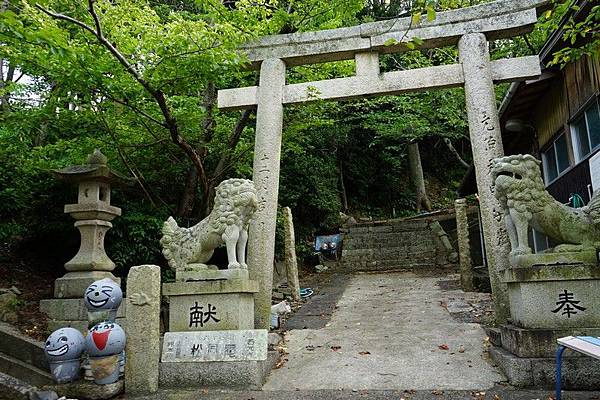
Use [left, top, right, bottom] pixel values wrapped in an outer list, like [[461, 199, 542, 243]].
[[314, 234, 342, 252]]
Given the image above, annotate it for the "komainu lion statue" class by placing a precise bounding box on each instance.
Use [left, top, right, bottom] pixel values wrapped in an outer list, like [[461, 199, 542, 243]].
[[160, 178, 258, 270], [492, 154, 600, 256]]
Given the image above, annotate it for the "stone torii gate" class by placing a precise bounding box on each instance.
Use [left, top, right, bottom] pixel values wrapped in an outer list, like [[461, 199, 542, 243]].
[[218, 0, 547, 329]]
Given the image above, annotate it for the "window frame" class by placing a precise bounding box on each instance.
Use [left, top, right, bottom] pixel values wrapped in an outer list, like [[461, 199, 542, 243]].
[[570, 97, 600, 163], [541, 132, 570, 184]]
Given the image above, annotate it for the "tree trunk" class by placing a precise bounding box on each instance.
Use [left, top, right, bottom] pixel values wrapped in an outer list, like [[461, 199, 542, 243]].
[[339, 158, 348, 212], [407, 141, 432, 212], [176, 166, 198, 219]]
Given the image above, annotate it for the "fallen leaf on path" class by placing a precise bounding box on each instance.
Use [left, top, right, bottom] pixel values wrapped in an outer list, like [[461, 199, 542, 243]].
[[438, 344, 449, 350], [358, 351, 371, 355]]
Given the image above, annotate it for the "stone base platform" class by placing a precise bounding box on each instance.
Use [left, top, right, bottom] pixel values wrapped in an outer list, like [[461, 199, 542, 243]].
[[41, 379, 123, 400], [40, 298, 126, 334], [176, 266, 249, 282], [500, 324, 600, 358], [159, 350, 279, 389], [54, 271, 120, 299], [489, 344, 600, 389], [163, 280, 258, 332]]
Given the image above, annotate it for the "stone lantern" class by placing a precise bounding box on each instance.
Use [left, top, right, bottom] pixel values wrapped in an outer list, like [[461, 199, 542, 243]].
[[40, 149, 132, 332]]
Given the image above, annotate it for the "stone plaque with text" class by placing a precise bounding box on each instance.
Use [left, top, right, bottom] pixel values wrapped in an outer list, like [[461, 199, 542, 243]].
[[161, 329, 268, 362]]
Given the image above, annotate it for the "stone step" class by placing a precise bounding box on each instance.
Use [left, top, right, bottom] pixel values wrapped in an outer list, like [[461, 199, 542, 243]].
[[342, 259, 435, 271], [342, 240, 436, 251], [341, 220, 429, 234], [342, 248, 437, 261], [0, 352, 54, 387], [343, 229, 433, 237], [0, 323, 48, 371]]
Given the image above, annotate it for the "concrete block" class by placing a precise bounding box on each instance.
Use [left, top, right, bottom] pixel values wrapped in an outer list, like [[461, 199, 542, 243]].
[[168, 292, 255, 332], [488, 345, 533, 387], [0, 323, 48, 370], [500, 324, 600, 358], [175, 268, 249, 282], [40, 298, 126, 321], [161, 329, 267, 362], [489, 344, 600, 389], [54, 271, 120, 299], [158, 350, 279, 389], [506, 268, 600, 329]]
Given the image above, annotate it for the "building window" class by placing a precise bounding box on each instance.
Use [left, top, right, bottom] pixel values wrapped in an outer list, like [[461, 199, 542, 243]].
[[571, 98, 600, 163], [542, 133, 570, 183]]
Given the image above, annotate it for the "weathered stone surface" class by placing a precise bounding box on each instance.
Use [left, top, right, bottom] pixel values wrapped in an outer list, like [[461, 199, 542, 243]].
[[489, 344, 600, 389], [162, 280, 259, 296], [500, 324, 600, 358], [40, 298, 126, 321], [459, 32, 510, 324], [493, 154, 600, 257], [504, 262, 600, 283], [176, 267, 249, 282], [0, 352, 54, 387], [161, 329, 267, 362], [65, 220, 115, 272], [455, 198, 474, 291], [124, 265, 160, 395], [512, 251, 598, 269], [41, 379, 123, 400], [0, 323, 48, 371], [219, 56, 541, 109], [53, 271, 120, 299], [237, 0, 545, 67], [158, 349, 279, 389], [168, 292, 255, 332], [282, 207, 300, 301], [505, 270, 600, 329], [160, 179, 258, 271], [247, 58, 286, 330], [0, 372, 57, 400]]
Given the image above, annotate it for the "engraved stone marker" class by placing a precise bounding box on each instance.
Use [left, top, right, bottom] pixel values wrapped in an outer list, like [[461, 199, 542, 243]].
[[161, 329, 268, 362]]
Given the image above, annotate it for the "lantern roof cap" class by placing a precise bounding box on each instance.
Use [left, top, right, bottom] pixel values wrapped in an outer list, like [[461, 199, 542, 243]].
[[52, 149, 134, 186]]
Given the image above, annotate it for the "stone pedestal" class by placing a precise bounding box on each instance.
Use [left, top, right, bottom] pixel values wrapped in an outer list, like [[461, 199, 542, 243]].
[[161, 275, 276, 388], [163, 280, 258, 332], [491, 253, 600, 388]]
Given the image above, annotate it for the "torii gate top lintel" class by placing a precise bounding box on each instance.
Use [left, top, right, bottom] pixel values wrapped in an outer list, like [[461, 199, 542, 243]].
[[241, 0, 549, 68], [218, 0, 548, 111]]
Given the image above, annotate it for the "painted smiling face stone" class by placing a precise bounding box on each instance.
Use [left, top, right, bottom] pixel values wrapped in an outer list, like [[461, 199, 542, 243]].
[[44, 327, 85, 362], [86, 321, 126, 357], [84, 278, 123, 313]]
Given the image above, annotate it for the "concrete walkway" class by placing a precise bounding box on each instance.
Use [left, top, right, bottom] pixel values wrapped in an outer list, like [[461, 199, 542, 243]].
[[264, 272, 505, 391]]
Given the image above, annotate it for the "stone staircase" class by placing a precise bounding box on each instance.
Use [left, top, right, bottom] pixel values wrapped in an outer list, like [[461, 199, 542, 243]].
[[0, 323, 53, 387], [340, 218, 456, 271]]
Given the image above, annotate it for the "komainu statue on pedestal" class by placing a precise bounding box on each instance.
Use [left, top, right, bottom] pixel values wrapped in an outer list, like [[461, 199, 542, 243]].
[[160, 179, 258, 270], [492, 154, 600, 256]]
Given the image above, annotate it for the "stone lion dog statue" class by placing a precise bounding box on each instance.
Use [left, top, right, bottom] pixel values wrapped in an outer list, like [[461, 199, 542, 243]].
[[160, 178, 258, 270], [492, 154, 600, 256]]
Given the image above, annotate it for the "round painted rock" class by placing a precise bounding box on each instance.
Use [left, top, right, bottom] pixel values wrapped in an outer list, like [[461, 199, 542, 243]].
[[86, 321, 126, 357], [44, 327, 85, 361], [84, 278, 123, 312]]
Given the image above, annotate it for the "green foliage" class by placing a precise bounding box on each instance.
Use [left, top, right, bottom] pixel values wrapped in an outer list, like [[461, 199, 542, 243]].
[[1, 0, 589, 272]]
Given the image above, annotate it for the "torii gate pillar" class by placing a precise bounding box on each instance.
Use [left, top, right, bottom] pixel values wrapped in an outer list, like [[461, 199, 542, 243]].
[[459, 33, 511, 322], [248, 58, 286, 329]]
